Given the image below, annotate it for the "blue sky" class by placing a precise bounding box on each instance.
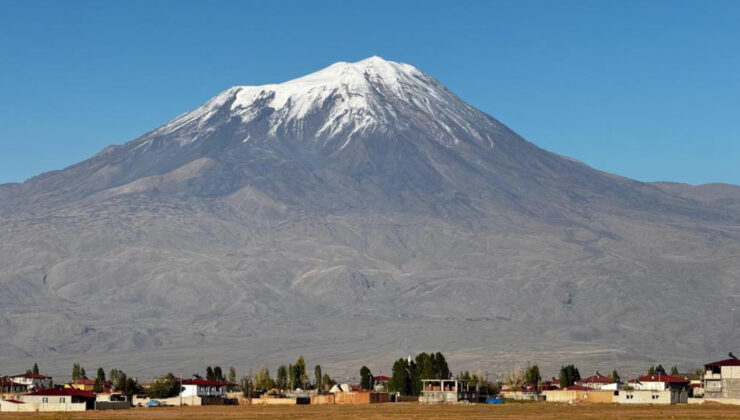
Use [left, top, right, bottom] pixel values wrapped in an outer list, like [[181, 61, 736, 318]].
[[1, 0, 738, 185]]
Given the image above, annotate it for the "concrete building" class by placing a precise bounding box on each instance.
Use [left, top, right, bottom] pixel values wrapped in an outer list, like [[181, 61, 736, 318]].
[[6, 373, 51, 390], [703, 357, 740, 401], [0, 388, 96, 412], [419, 379, 477, 404], [615, 389, 687, 405]]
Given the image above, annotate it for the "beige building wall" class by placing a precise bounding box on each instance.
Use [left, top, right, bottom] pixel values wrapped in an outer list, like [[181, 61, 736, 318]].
[[0, 400, 87, 412]]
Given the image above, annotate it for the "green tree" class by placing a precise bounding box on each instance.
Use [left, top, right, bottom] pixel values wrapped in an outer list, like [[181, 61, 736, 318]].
[[80, 366, 87, 379], [610, 369, 621, 383], [276, 365, 288, 390], [214, 366, 223, 381], [94, 378, 103, 393], [655, 364, 666, 375], [32, 363, 39, 375], [72, 363, 80, 381], [433, 352, 450, 379], [322, 373, 336, 389], [253, 367, 274, 390], [96, 367, 106, 382], [294, 356, 307, 389], [360, 366, 374, 390], [146, 373, 180, 399], [206, 366, 215, 381], [524, 364, 541, 390], [228, 367, 236, 384], [109, 369, 122, 386], [559, 364, 581, 388], [314, 365, 323, 391], [388, 358, 412, 395], [670, 366, 679, 375], [647, 365, 656, 375]]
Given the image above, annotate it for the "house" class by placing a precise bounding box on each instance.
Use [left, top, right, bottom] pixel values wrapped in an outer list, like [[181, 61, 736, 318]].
[[541, 377, 560, 390], [6, 373, 52, 390], [1, 379, 29, 398], [64, 378, 109, 392], [576, 372, 620, 390], [0, 388, 96, 412], [615, 389, 687, 405], [703, 357, 740, 401], [628, 374, 689, 391], [419, 378, 478, 404], [180, 378, 229, 398], [373, 375, 390, 391]]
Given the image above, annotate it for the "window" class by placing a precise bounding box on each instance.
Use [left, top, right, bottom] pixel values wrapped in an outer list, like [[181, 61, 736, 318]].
[[42, 397, 48, 403], [60, 397, 66, 403]]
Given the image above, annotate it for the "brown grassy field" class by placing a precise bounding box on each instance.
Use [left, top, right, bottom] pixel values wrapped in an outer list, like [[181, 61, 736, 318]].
[[2, 402, 740, 420]]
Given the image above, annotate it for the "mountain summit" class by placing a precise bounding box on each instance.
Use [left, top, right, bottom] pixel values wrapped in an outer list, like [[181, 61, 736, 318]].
[[0, 58, 738, 376]]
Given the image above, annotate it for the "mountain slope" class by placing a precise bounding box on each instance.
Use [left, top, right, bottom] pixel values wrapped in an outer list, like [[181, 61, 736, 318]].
[[0, 57, 738, 378]]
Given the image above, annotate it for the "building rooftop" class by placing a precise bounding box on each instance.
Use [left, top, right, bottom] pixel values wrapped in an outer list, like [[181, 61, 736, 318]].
[[26, 388, 95, 398], [704, 358, 740, 368], [629, 374, 689, 384]]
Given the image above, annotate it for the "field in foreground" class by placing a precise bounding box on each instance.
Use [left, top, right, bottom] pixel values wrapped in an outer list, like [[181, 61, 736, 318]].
[[2, 402, 740, 420]]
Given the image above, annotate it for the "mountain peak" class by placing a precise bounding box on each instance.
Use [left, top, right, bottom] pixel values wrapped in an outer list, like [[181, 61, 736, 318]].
[[152, 57, 498, 151]]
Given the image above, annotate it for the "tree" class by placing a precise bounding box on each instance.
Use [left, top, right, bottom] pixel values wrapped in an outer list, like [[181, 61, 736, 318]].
[[94, 378, 103, 393], [505, 365, 525, 391], [655, 364, 666, 375], [559, 364, 580, 388], [647, 366, 656, 375], [146, 373, 180, 399], [214, 366, 224, 381], [206, 366, 215, 381], [113, 371, 141, 395], [72, 363, 79, 381], [294, 356, 307, 389], [670, 366, 679, 375], [524, 364, 541, 391], [80, 366, 87, 379], [322, 373, 336, 389], [276, 365, 288, 390], [32, 363, 39, 375], [433, 352, 450, 379], [360, 366, 374, 391], [314, 365, 323, 391], [610, 369, 621, 383], [239, 375, 253, 398], [253, 367, 274, 390], [96, 367, 106, 382], [109, 369, 122, 386], [228, 367, 236, 384], [388, 358, 412, 395]]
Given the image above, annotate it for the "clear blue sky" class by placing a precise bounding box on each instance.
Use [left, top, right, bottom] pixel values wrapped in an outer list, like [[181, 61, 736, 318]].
[[1, 0, 738, 185]]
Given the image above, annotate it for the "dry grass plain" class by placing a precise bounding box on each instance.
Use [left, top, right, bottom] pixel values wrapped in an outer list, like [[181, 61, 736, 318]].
[[2, 402, 740, 420]]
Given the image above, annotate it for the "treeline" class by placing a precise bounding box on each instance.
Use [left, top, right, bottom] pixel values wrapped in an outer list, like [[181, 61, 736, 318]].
[[249, 355, 338, 395], [387, 352, 450, 396]]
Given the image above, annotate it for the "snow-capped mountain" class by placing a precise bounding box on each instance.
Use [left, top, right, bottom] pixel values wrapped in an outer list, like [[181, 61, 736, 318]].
[[0, 57, 738, 378]]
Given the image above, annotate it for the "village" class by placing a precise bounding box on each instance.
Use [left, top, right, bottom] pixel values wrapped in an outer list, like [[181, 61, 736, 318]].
[[1, 352, 740, 413]]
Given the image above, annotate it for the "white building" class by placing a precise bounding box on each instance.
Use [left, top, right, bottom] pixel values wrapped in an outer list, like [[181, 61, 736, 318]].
[[628, 374, 689, 391], [6, 373, 52, 390], [576, 373, 620, 390], [180, 378, 229, 398]]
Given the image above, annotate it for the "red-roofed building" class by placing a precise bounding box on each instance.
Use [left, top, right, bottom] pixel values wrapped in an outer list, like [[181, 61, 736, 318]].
[[1, 379, 29, 396], [0, 387, 96, 412], [576, 372, 620, 390], [704, 357, 740, 400], [7, 373, 52, 390], [373, 375, 390, 391], [180, 378, 229, 398], [628, 374, 689, 391]]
